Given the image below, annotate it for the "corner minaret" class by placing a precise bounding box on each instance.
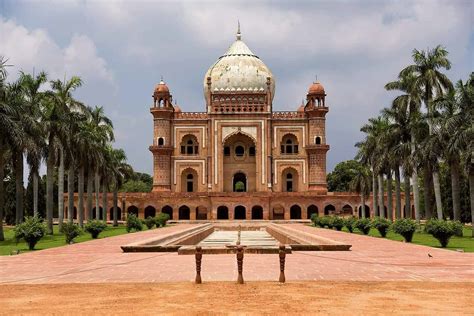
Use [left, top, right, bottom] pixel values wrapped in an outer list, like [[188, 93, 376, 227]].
[[149, 79, 174, 191], [305, 81, 330, 192]]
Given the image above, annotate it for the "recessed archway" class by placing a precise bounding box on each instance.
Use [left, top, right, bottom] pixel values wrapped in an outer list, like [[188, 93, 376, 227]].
[[217, 206, 229, 220], [234, 205, 246, 220], [233, 172, 247, 192], [342, 204, 353, 216], [251, 206, 263, 220], [196, 206, 208, 220], [358, 205, 370, 218], [290, 205, 302, 219], [179, 205, 190, 220], [144, 205, 156, 218], [223, 133, 256, 192], [282, 167, 298, 192], [93, 206, 104, 220], [324, 204, 335, 216], [307, 205, 318, 219], [162, 205, 173, 220], [109, 206, 122, 221], [127, 205, 139, 217], [272, 205, 285, 220]]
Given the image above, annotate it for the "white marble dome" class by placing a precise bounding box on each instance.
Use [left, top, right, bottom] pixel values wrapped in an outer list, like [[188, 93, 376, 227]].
[[203, 31, 275, 100]]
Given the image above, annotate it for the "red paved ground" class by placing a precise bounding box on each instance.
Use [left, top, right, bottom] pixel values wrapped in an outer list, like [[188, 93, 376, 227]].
[[1, 224, 473, 284]]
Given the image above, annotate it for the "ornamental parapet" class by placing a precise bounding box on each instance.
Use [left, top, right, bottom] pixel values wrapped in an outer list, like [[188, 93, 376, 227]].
[[305, 144, 330, 153], [174, 112, 208, 119], [272, 111, 306, 119]]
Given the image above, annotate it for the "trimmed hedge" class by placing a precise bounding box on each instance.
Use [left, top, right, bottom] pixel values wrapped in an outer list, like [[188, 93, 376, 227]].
[[85, 220, 107, 239], [425, 219, 463, 248], [14, 216, 47, 250], [393, 218, 416, 242], [372, 217, 391, 238]]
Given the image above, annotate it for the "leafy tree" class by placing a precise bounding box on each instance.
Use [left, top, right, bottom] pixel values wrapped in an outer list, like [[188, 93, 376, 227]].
[[327, 160, 365, 192], [120, 180, 151, 193]]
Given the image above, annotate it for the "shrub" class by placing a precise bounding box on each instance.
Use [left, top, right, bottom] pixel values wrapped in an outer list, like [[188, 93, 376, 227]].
[[315, 216, 328, 228], [126, 214, 143, 232], [84, 220, 107, 239], [310, 213, 319, 226], [144, 216, 156, 229], [344, 216, 357, 233], [61, 222, 82, 244], [14, 216, 47, 250], [332, 216, 344, 231], [155, 213, 170, 227], [425, 219, 464, 248], [393, 218, 416, 242], [326, 216, 335, 229], [355, 218, 372, 235], [372, 217, 391, 238]]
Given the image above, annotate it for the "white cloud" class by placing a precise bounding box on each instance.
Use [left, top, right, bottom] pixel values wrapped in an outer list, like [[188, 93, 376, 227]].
[[0, 17, 114, 85]]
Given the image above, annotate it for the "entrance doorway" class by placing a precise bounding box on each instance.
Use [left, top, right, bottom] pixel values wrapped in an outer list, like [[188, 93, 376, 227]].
[[233, 172, 247, 192]]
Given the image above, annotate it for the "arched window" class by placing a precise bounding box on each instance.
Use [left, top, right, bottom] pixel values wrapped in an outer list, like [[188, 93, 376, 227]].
[[286, 173, 293, 192], [315, 136, 321, 145], [235, 145, 245, 157], [180, 135, 199, 155], [186, 174, 194, 192], [158, 137, 164, 146], [282, 168, 298, 192], [281, 134, 298, 154]]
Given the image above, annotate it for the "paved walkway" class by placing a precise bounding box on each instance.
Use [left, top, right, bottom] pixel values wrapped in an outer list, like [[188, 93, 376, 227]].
[[0, 224, 473, 284]]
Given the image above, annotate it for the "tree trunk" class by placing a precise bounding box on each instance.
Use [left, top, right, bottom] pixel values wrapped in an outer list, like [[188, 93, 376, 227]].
[[387, 169, 393, 221], [86, 171, 93, 221], [403, 168, 410, 218], [46, 142, 55, 234], [95, 171, 100, 219], [410, 133, 420, 222], [14, 150, 24, 224], [0, 140, 5, 241], [113, 188, 118, 226], [33, 170, 38, 217], [78, 166, 84, 227], [423, 165, 433, 219], [433, 171, 443, 219], [57, 146, 64, 231], [469, 171, 474, 238], [450, 161, 461, 221], [67, 164, 74, 222], [378, 173, 384, 218], [361, 194, 366, 219], [372, 169, 378, 217], [102, 181, 107, 222], [395, 167, 401, 219]]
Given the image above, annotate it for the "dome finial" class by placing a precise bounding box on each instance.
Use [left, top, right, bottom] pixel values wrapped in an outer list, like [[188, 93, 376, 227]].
[[236, 20, 241, 40]]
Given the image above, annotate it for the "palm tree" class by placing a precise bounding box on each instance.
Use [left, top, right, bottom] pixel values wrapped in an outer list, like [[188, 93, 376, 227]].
[[20, 71, 47, 218], [0, 56, 19, 240], [350, 165, 371, 218], [88, 106, 114, 220], [360, 116, 389, 218], [382, 106, 411, 219], [399, 45, 453, 218], [385, 72, 424, 221], [108, 148, 132, 226], [44, 76, 83, 234]]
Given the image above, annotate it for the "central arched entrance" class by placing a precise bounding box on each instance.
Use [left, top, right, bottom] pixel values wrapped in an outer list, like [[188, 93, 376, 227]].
[[233, 172, 247, 192], [223, 133, 256, 192]]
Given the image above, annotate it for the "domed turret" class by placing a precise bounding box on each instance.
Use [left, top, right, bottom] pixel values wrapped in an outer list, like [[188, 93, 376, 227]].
[[308, 81, 325, 95], [153, 79, 172, 108], [306, 80, 326, 109]]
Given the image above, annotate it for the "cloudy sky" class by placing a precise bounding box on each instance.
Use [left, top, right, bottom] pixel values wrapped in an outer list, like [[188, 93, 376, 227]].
[[1, 0, 473, 176]]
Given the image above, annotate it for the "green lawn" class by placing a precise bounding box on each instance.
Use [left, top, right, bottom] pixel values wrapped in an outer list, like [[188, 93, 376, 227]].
[[333, 225, 474, 252], [0, 224, 129, 256]]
